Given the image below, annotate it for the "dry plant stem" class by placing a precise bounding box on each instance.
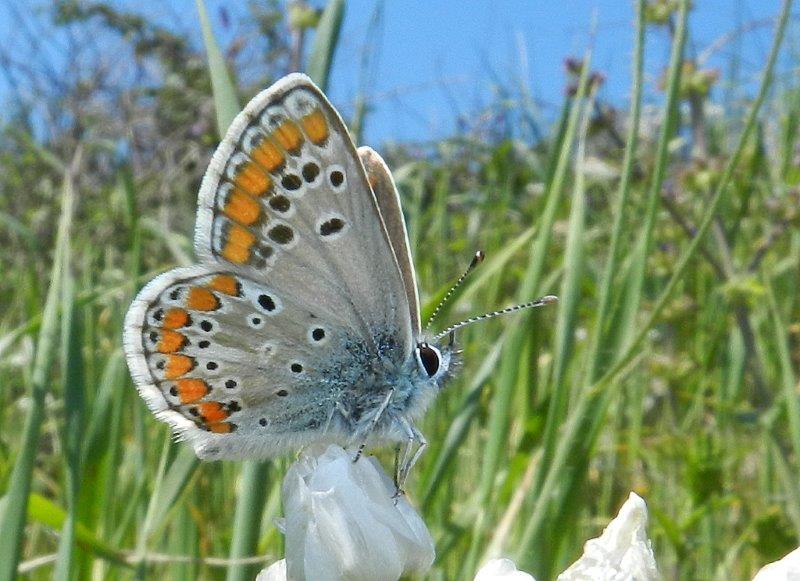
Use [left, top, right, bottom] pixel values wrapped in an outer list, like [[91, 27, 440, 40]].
[[19, 552, 271, 574], [594, 0, 792, 431], [659, 191, 726, 278], [698, 17, 779, 66], [660, 189, 771, 405], [677, 11, 771, 407], [747, 218, 793, 272], [711, 219, 773, 407]]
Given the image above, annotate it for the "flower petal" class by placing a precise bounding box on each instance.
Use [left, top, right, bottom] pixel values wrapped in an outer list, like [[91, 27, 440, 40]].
[[256, 559, 287, 581], [283, 444, 435, 581], [557, 492, 658, 581], [475, 558, 537, 581], [752, 546, 800, 580]]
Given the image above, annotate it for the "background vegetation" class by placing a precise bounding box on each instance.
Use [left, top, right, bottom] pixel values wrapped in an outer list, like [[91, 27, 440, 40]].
[[1, 0, 799, 579]]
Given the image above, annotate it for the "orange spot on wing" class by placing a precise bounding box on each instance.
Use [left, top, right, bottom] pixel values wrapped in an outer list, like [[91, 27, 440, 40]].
[[186, 287, 220, 311], [224, 189, 262, 226], [157, 329, 187, 353], [197, 402, 228, 424], [208, 422, 236, 433], [165, 354, 194, 380], [301, 109, 329, 145], [175, 378, 209, 404], [251, 139, 285, 173], [208, 275, 240, 296], [273, 120, 303, 153], [221, 224, 256, 264], [222, 243, 249, 264], [234, 162, 272, 196], [162, 308, 190, 329]]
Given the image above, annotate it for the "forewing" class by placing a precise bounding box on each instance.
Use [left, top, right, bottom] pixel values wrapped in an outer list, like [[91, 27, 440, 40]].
[[124, 266, 367, 460], [193, 73, 413, 351], [358, 146, 421, 334]]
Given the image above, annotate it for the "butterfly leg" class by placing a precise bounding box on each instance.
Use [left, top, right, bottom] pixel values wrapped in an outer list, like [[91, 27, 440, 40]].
[[401, 431, 427, 486], [396, 417, 427, 487], [392, 444, 405, 494], [353, 387, 395, 463], [391, 438, 416, 499]]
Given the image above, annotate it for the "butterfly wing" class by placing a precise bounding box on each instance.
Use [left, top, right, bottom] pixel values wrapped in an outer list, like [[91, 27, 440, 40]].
[[358, 146, 421, 335], [124, 74, 415, 460], [194, 74, 412, 348], [124, 266, 389, 459]]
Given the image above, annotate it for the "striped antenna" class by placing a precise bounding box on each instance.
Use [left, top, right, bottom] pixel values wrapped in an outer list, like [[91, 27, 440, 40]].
[[433, 295, 558, 341], [424, 250, 485, 330]]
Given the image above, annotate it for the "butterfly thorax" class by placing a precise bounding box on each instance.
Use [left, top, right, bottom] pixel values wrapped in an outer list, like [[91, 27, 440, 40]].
[[318, 332, 455, 443]]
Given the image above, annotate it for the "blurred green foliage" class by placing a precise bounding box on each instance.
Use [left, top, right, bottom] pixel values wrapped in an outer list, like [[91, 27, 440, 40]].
[[1, 0, 799, 579]]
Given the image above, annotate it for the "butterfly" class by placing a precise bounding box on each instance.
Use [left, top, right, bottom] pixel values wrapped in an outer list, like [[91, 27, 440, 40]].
[[123, 74, 555, 480]]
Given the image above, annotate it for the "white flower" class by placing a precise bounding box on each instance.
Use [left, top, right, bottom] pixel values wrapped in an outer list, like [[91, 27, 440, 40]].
[[752, 547, 800, 580], [557, 492, 658, 581], [256, 559, 286, 581], [475, 558, 536, 581], [274, 444, 435, 581], [474, 493, 657, 581]]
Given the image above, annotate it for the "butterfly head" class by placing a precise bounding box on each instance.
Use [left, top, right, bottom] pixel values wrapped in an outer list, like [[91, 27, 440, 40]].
[[412, 334, 459, 389]]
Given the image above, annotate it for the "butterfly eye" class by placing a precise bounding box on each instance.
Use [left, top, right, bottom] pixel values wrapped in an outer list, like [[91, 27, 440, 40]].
[[416, 343, 441, 378]]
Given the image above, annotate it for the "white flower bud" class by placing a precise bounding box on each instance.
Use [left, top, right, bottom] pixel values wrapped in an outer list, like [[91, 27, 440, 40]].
[[279, 444, 435, 581], [474, 558, 536, 581], [256, 559, 287, 581], [557, 492, 658, 581], [752, 547, 800, 580]]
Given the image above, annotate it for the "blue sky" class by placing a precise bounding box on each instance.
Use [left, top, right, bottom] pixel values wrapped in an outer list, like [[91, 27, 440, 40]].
[[324, 0, 785, 144], [0, 1, 789, 146]]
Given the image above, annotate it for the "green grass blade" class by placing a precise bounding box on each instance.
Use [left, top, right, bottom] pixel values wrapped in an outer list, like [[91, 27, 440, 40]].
[[478, 59, 589, 505], [616, 0, 688, 349], [226, 461, 271, 581], [428, 224, 538, 324], [0, 392, 48, 577], [306, 0, 345, 91], [0, 150, 78, 578], [545, 81, 594, 413], [768, 435, 800, 536], [593, 0, 792, 395], [519, 68, 596, 575], [764, 273, 800, 462], [27, 493, 129, 567], [0, 211, 40, 254], [582, 0, 646, 383], [54, 212, 85, 579], [420, 339, 506, 506], [195, 8, 274, 578], [460, 51, 593, 578], [141, 445, 199, 545], [81, 351, 125, 466], [196, 0, 240, 135], [517, 1, 792, 563]]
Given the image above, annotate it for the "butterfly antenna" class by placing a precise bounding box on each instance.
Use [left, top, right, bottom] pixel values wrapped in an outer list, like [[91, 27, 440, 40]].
[[425, 250, 485, 330], [433, 295, 558, 341]]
